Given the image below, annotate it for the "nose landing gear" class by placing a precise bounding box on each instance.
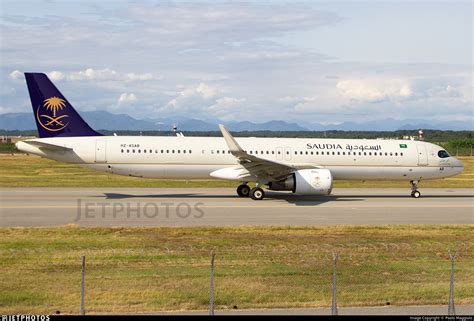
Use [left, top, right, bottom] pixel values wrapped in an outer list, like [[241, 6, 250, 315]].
[[410, 180, 421, 198]]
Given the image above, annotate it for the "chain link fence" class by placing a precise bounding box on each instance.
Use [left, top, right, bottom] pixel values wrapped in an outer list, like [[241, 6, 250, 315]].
[[2, 248, 471, 314], [1, 226, 472, 315]]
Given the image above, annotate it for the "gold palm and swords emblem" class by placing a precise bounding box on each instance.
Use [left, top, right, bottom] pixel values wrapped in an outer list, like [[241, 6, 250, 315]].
[[36, 97, 70, 131]]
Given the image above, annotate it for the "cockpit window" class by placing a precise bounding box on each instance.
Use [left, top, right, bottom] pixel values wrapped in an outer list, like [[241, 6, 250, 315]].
[[438, 150, 450, 158]]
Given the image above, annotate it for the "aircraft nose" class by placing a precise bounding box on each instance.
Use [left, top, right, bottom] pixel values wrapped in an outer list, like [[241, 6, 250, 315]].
[[453, 158, 464, 174]]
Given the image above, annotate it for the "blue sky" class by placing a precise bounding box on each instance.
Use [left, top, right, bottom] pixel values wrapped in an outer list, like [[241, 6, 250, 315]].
[[1, 0, 472, 126]]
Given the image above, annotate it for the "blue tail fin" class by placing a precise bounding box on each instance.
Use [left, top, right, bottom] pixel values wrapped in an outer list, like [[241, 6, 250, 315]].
[[25, 72, 102, 138]]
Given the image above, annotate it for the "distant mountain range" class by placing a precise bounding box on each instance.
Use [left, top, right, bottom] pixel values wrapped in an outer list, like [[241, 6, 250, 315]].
[[0, 111, 472, 131]]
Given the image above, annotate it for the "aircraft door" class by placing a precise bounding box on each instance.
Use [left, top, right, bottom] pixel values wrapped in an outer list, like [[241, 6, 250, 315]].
[[276, 147, 283, 161], [95, 140, 107, 163], [416, 144, 428, 166]]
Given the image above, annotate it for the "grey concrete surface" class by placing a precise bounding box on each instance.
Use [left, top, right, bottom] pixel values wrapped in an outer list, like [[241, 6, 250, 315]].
[[0, 188, 472, 227], [158, 305, 474, 315]]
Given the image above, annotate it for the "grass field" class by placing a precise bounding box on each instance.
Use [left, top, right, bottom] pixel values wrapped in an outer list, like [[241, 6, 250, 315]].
[[0, 225, 472, 314], [0, 154, 472, 188]]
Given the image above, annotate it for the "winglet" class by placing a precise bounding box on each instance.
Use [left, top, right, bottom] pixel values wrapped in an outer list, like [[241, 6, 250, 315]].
[[219, 124, 245, 157]]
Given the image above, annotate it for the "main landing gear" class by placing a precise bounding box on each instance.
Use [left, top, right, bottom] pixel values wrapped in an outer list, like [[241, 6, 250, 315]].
[[410, 180, 421, 198], [236, 183, 265, 200], [237, 183, 250, 197]]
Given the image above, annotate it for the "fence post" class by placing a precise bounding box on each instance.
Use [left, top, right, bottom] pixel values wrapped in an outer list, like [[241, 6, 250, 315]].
[[209, 251, 216, 316], [331, 252, 339, 316], [448, 250, 456, 316], [81, 255, 85, 316]]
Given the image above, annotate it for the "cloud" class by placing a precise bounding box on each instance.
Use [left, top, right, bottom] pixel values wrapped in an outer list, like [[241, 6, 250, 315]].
[[336, 78, 413, 103], [47, 71, 65, 81], [0, 2, 471, 125], [128, 3, 340, 41], [125, 73, 155, 81], [69, 68, 119, 81], [67, 68, 159, 82], [195, 83, 217, 99], [0, 105, 16, 113], [118, 92, 137, 104], [208, 97, 246, 113], [9, 70, 22, 80], [161, 82, 218, 113]]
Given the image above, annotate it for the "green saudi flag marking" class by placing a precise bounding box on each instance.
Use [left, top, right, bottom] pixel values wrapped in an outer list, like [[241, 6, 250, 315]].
[[399, 144, 407, 148]]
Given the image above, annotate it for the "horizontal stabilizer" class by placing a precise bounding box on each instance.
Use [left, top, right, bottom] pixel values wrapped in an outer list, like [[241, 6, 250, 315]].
[[20, 140, 72, 151]]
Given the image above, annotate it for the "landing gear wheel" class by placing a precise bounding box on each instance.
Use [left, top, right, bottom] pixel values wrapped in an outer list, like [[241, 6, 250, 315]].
[[250, 187, 265, 200], [411, 190, 421, 198], [410, 180, 421, 198], [237, 184, 250, 197]]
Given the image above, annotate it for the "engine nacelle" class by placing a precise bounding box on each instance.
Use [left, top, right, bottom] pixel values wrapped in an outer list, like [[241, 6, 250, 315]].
[[268, 169, 333, 195]]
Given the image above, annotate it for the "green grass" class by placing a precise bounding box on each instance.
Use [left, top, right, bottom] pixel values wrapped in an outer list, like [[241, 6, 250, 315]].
[[0, 225, 472, 314], [0, 154, 473, 188]]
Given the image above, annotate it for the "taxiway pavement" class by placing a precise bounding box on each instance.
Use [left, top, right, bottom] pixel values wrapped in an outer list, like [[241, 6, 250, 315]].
[[0, 188, 472, 227]]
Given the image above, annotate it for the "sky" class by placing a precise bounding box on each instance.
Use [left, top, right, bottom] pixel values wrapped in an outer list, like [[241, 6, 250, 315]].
[[0, 0, 472, 126]]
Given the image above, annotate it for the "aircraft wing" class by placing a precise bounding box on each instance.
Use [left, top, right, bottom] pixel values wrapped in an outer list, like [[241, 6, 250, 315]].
[[22, 140, 72, 151], [219, 124, 298, 182]]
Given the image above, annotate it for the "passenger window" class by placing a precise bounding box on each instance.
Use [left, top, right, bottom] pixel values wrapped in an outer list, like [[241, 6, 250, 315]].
[[332, 152, 335, 155], [132, 150, 135, 153], [166, 150, 169, 153], [121, 149, 124, 153], [144, 149, 146, 153], [400, 152, 403, 156], [217, 150, 220, 154], [337, 152, 340, 155], [358, 152, 361, 156], [311, 151, 313, 155], [295, 151, 298, 155], [342, 152, 345, 155], [385, 152, 388, 156], [178, 150, 181, 154], [390, 152, 393, 156], [395, 152, 398, 156], [189, 150, 192, 154]]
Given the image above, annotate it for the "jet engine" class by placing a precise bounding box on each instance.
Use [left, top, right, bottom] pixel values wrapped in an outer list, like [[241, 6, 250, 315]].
[[268, 169, 333, 195]]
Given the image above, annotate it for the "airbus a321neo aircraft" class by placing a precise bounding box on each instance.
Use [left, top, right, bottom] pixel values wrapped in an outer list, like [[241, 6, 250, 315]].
[[16, 73, 464, 200]]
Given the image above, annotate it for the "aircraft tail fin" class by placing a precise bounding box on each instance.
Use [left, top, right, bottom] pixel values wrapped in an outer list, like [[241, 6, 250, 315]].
[[24, 72, 102, 138]]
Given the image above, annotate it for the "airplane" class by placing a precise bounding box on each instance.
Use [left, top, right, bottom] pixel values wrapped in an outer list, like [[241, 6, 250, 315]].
[[16, 73, 464, 200]]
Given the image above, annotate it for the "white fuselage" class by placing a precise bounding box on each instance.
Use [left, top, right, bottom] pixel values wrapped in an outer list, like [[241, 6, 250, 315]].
[[16, 135, 464, 182]]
